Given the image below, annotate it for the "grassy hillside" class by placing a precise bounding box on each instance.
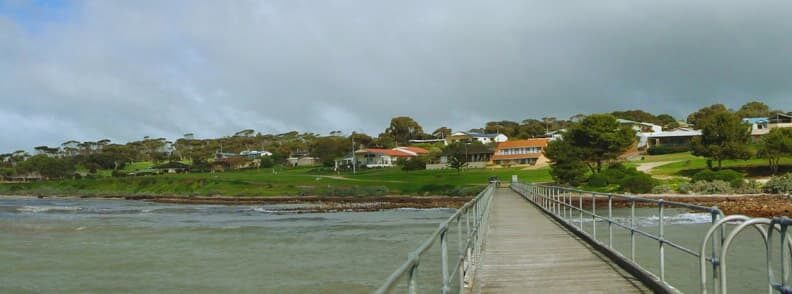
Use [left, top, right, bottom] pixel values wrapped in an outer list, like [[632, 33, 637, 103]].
[[0, 166, 552, 197]]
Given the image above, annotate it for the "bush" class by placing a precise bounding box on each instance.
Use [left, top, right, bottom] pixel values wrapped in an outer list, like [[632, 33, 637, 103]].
[[679, 180, 733, 194], [691, 169, 744, 188], [736, 180, 763, 194], [765, 173, 792, 194], [647, 145, 690, 155], [111, 170, 127, 177], [620, 173, 657, 194], [651, 184, 675, 194], [588, 173, 609, 187]]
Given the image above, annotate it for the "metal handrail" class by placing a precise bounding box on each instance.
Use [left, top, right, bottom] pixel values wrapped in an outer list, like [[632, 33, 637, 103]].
[[375, 184, 495, 294], [512, 182, 724, 293], [514, 182, 792, 294]]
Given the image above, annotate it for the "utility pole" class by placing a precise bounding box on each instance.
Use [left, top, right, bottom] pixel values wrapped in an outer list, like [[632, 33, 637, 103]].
[[351, 133, 356, 175]]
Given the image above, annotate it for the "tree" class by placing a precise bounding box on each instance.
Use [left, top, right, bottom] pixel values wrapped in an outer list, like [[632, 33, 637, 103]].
[[371, 133, 397, 149], [16, 155, 75, 180], [397, 156, 427, 172], [541, 117, 557, 133], [516, 119, 546, 138], [687, 104, 729, 127], [311, 136, 348, 165], [691, 111, 752, 169], [385, 116, 425, 145], [758, 128, 792, 174], [563, 114, 635, 173], [543, 139, 588, 185], [432, 127, 452, 139], [736, 101, 771, 118], [485, 121, 519, 137], [611, 110, 661, 125], [447, 154, 467, 175], [656, 114, 679, 130]]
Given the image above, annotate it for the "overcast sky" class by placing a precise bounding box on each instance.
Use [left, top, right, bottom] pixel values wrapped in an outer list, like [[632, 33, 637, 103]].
[[1, 0, 792, 151]]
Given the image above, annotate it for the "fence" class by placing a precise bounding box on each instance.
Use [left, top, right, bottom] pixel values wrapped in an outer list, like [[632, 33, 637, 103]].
[[375, 184, 495, 294], [512, 182, 792, 294]]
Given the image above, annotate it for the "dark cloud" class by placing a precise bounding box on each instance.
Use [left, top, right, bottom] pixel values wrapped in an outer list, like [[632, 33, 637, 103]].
[[2, 0, 792, 151]]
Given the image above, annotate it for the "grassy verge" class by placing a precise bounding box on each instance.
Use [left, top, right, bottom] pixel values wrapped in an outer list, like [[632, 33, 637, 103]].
[[0, 166, 552, 197]]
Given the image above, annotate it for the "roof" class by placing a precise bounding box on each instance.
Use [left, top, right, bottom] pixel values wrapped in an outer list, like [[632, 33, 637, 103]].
[[496, 139, 550, 149], [648, 130, 702, 138], [396, 147, 429, 155], [492, 153, 542, 160], [453, 132, 503, 138], [356, 148, 414, 157], [743, 117, 769, 124]]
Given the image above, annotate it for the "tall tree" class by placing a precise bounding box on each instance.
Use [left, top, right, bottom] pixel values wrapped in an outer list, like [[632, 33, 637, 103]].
[[432, 127, 452, 139], [484, 121, 519, 137], [691, 111, 752, 169], [544, 139, 588, 185], [516, 119, 546, 138], [736, 101, 771, 118], [687, 104, 729, 127], [385, 116, 424, 145], [656, 114, 679, 129], [562, 114, 635, 173], [758, 128, 792, 174]]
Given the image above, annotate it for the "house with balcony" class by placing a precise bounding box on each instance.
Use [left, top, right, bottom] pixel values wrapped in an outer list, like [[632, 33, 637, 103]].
[[491, 138, 550, 167]]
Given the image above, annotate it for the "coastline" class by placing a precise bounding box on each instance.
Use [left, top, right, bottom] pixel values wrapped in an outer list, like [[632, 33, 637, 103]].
[[0, 193, 473, 212]]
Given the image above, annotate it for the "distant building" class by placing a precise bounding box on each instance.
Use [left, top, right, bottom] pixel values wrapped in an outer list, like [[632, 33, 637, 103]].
[[647, 129, 702, 148], [353, 147, 429, 168], [240, 150, 272, 159], [492, 139, 550, 167], [447, 131, 508, 144], [408, 139, 448, 145], [617, 119, 663, 149], [743, 117, 770, 139]]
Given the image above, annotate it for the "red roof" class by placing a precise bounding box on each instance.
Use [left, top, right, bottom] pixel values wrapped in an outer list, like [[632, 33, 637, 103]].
[[398, 147, 429, 154], [496, 138, 550, 149], [356, 148, 414, 157]]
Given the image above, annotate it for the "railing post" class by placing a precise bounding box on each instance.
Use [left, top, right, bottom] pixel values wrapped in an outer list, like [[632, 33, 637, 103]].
[[710, 210, 720, 294], [579, 192, 583, 229], [592, 193, 597, 240], [440, 230, 449, 294], [408, 262, 418, 294], [457, 216, 464, 292], [659, 199, 665, 282], [631, 199, 636, 262], [608, 195, 613, 248]]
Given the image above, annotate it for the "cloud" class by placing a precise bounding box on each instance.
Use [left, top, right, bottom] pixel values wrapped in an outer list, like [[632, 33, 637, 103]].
[[1, 0, 792, 151]]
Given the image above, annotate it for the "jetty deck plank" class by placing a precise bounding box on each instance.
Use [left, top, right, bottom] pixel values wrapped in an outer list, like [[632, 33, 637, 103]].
[[472, 188, 649, 293]]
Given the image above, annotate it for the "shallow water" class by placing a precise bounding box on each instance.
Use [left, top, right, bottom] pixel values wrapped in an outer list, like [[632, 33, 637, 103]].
[[0, 197, 453, 293], [0, 197, 777, 293]]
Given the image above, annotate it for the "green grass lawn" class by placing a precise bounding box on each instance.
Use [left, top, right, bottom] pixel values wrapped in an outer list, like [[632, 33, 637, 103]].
[[0, 166, 551, 197]]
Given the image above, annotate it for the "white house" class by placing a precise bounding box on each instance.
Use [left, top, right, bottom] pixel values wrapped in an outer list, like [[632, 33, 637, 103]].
[[617, 119, 663, 149], [448, 132, 508, 144], [353, 147, 429, 168]]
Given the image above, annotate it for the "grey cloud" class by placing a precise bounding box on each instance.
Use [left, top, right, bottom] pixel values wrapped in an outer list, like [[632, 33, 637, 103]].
[[2, 0, 792, 151]]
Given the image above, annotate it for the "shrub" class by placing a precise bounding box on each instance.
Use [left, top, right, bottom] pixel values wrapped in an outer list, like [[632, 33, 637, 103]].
[[691, 169, 744, 188], [647, 145, 690, 155], [111, 170, 126, 177], [679, 180, 733, 194], [620, 173, 657, 194], [651, 184, 675, 194], [736, 180, 763, 194], [765, 173, 792, 194], [587, 173, 609, 187]]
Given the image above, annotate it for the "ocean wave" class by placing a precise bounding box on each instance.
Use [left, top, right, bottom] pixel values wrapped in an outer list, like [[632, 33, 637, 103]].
[[16, 206, 83, 213], [566, 212, 712, 226]]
